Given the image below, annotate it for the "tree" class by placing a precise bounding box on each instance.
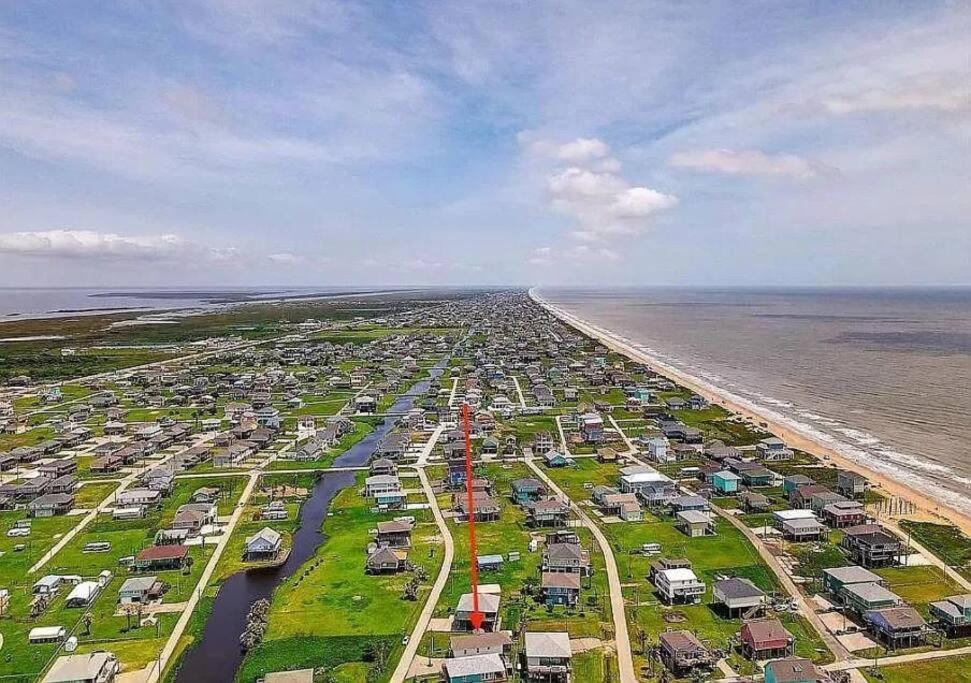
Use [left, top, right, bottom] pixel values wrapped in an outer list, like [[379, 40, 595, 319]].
[[82, 611, 93, 636]]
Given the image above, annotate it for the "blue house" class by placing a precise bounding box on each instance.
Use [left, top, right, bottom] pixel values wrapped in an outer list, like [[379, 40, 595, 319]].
[[711, 470, 741, 495], [543, 451, 573, 468], [511, 478, 544, 505]]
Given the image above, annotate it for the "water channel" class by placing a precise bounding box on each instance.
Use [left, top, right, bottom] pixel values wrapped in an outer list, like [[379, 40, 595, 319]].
[[175, 357, 448, 682]]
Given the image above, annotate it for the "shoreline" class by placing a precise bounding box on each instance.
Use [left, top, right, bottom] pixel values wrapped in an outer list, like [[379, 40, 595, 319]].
[[529, 288, 971, 537]]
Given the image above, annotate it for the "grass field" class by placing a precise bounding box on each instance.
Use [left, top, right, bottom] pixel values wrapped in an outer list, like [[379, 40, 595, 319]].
[[237, 473, 443, 682]]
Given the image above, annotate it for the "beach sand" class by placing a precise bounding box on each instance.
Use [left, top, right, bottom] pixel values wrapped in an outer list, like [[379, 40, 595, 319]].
[[530, 289, 971, 537]]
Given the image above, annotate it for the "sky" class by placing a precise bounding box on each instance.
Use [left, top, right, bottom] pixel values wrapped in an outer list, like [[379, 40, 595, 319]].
[[0, 1, 969, 288]]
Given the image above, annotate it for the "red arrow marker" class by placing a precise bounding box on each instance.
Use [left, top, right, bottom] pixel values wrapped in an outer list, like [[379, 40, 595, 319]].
[[462, 403, 485, 631]]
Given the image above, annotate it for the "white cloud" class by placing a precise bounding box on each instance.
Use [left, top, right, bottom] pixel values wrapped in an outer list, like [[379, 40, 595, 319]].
[[547, 165, 678, 241], [668, 149, 824, 178], [0, 229, 241, 263], [266, 252, 303, 264], [521, 134, 678, 244], [526, 243, 619, 266], [819, 73, 971, 115]]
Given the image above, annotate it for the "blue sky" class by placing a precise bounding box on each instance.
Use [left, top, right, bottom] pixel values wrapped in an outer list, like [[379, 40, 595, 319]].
[[0, 1, 968, 286]]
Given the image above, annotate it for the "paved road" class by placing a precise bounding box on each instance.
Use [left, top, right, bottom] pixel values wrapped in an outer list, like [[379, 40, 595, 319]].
[[147, 440, 295, 682], [389, 460, 454, 683], [711, 504, 851, 661], [511, 376, 528, 409], [824, 644, 971, 671], [523, 456, 638, 683]]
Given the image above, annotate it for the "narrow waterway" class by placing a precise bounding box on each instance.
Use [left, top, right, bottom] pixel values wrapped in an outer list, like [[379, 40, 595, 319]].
[[175, 358, 448, 682]]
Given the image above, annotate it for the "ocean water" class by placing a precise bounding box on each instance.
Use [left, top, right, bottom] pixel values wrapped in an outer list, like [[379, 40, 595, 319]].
[[539, 287, 971, 514], [0, 286, 383, 320]]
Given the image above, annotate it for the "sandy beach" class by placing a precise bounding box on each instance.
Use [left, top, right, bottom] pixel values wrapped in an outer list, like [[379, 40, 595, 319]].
[[530, 288, 971, 538]]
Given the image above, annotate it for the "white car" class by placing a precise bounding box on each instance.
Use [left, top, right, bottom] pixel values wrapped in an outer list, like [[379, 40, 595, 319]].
[[6, 527, 30, 537]]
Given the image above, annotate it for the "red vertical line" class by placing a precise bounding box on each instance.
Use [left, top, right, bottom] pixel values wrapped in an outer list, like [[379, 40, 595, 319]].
[[462, 403, 480, 619]]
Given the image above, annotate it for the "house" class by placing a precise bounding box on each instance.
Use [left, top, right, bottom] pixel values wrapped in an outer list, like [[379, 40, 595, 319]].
[[533, 431, 554, 454], [837, 470, 868, 497], [375, 519, 414, 548], [821, 500, 866, 528], [840, 582, 902, 615], [841, 524, 902, 567], [365, 546, 408, 574], [543, 542, 592, 575], [738, 465, 774, 487], [455, 491, 501, 522], [740, 619, 795, 660], [929, 594, 971, 636], [781, 516, 827, 541], [118, 576, 163, 605], [526, 497, 569, 528], [364, 475, 406, 509], [599, 492, 642, 521], [821, 565, 885, 597], [450, 632, 512, 659], [756, 437, 793, 461], [655, 567, 706, 604], [369, 458, 397, 477], [42, 652, 119, 683], [675, 510, 715, 538], [28, 493, 75, 517], [154, 529, 189, 546], [171, 503, 216, 535], [455, 592, 501, 632], [579, 413, 604, 442], [541, 571, 580, 606], [511, 478, 545, 505], [644, 436, 671, 463], [443, 653, 507, 683], [116, 488, 162, 508], [711, 470, 741, 495], [596, 447, 618, 463], [864, 606, 927, 649], [783, 474, 814, 496], [712, 577, 766, 617], [740, 491, 770, 512], [65, 581, 101, 608], [244, 527, 282, 561], [90, 454, 124, 474], [658, 630, 714, 676], [522, 632, 572, 683], [134, 545, 189, 571], [668, 495, 708, 513], [261, 500, 289, 521], [619, 466, 675, 506], [763, 657, 832, 683], [29, 626, 67, 644], [543, 451, 572, 468]]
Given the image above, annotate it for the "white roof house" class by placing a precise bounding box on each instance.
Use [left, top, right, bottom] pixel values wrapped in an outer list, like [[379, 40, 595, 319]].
[[43, 651, 119, 683], [524, 631, 572, 658], [443, 653, 506, 679], [65, 581, 100, 607]]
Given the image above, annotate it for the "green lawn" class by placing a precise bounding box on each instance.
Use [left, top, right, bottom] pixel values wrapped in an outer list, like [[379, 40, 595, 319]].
[[237, 472, 443, 682]]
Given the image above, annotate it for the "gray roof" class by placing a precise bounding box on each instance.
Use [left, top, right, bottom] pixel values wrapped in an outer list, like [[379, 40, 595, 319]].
[[120, 576, 159, 593], [43, 653, 115, 683], [715, 577, 765, 600], [843, 582, 901, 603], [524, 631, 572, 658], [822, 565, 883, 585], [443, 653, 506, 677]]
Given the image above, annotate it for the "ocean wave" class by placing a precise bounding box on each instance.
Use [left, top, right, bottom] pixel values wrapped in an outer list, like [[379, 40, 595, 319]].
[[536, 294, 971, 516]]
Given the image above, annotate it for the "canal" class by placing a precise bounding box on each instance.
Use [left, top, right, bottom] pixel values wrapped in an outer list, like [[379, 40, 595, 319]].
[[174, 357, 449, 682]]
